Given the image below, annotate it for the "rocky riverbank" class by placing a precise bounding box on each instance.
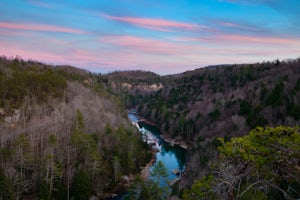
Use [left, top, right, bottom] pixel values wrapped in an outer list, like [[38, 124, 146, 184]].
[[141, 149, 157, 179], [138, 118, 192, 150], [161, 134, 192, 150], [98, 140, 157, 199]]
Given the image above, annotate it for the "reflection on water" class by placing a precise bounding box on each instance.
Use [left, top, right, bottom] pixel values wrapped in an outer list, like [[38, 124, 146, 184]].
[[128, 112, 187, 186]]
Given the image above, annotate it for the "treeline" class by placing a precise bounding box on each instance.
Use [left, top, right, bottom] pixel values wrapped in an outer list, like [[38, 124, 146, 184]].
[[0, 56, 120, 122], [107, 70, 161, 85], [105, 70, 164, 107], [0, 58, 67, 110]]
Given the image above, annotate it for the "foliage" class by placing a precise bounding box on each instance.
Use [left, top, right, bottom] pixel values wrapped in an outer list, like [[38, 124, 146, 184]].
[[150, 161, 169, 187], [126, 161, 170, 200], [71, 169, 92, 200], [239, 100, 252, 116], [112, 59, 300, 151], [0, 69, 66, 108], [0, 109, 151, 199], [265, 81, 285, 107], [184, 126, 300, 200], [38, 180, 51, 200], [0, 57, 152, 199], [0, 168, 15, 200], [183, 175, 213, 200], [208, 109, 220, 122]]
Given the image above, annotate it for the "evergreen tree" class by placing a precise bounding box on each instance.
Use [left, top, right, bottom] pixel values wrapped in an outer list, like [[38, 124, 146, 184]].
[[71, 169, 92, 200], [184, 126, 300, 200], [126, 161, 169, 200]]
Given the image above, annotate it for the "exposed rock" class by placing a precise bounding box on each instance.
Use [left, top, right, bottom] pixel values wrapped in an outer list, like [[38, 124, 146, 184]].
[[89, 196, 98, 200], [122, 175, 130, 182], [0, 108, 5, 116], [4, 109, 20, 124]]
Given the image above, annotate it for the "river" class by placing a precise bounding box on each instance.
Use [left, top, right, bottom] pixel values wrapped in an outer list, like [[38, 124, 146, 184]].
[[128, 111, 187, 186]]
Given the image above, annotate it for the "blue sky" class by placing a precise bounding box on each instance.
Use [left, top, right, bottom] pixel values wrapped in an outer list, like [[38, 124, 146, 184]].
[[0, 0, 299, 74]]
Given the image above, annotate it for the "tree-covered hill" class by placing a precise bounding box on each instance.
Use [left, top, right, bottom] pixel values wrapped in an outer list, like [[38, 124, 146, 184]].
[[105, 70, 164, 107], [106, 58, 300, 192], [135, 59, 300, 142], [0, 56, 151, 199], [107, 70, 161, 83]]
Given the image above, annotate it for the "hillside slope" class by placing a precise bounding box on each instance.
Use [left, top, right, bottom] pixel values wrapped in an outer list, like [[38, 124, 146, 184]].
[[135, 59, 300, 142], [0, 57, 150, 199], [106, 58, 300, 187]]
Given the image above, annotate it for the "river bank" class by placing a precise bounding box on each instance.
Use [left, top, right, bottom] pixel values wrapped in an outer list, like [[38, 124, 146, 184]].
[[99, 150, 155, 200], [161, 134, 191, 150], [128, 110, 188, 194], [141, 149, 157, 180], [138, 119, 192, 150]]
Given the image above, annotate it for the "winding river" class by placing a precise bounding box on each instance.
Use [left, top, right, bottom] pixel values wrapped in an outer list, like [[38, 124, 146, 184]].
[[128, 111, 187, 186]]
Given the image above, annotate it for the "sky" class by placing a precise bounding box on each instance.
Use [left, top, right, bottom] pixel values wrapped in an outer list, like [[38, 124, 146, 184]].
[[0, 0, 300, 75]]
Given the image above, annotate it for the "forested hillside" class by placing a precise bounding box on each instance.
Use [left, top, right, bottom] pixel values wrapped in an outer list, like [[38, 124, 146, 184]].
[[106, 70, 164, 107], [108, 59, 300, 141], [136, 60, 300, 141], [106, 58, 300, 197], [0, 57, 151, 199], [2, 56, 300, 199], [183, 126, 300, 200]]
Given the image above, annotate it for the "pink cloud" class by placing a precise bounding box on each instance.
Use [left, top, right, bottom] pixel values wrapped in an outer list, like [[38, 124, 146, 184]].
[[1, 31, 299, 75], [67, 49, 100, 62], [174, 34, 300, 46], [99, 34, 300, 62], [217, 34, 300, 45], [47, 39, 69, 45], [218, 21, 239, 27], [0, 29, 33, 37], [102, 14, 202, 31], [0, 44, 64, 63], [99, 35, 183, 55], [0, 22, 87, 34], [170, 36, 209, 43]]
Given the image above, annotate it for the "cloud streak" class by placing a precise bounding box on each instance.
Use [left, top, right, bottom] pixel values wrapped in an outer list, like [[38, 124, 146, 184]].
[[99, 35, 184, 55], [176, 34, 300, 46], [216, 34, 300, 45], [1, 31, 299, 75], [1, 0, 299, 74], [102, 14, 202, 31], [0, 22, 87, 34]]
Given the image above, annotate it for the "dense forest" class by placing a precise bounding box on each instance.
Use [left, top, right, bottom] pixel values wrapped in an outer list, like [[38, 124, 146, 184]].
[[106, 58, 300, 199], [111, 59, 300, 143], [0, 56, 151, 199]]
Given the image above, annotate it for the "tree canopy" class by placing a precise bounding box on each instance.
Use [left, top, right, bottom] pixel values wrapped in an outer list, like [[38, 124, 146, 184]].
[[184, 126, 300, 200]]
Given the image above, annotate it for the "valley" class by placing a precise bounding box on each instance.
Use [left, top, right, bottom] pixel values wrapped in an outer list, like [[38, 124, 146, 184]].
[[106, 58, 300, 199], [1, 0, 300, 199]]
